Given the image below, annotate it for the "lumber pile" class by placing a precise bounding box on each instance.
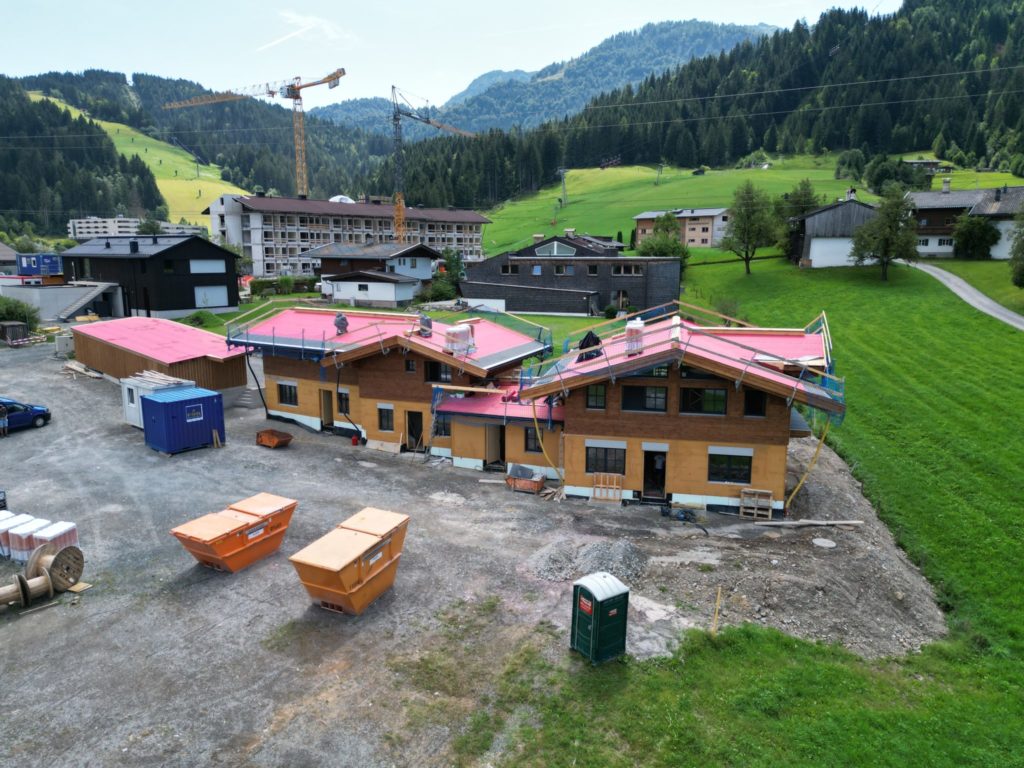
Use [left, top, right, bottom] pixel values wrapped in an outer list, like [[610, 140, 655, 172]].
[[62, 360, 102, 379], [754, 519, 863, 528]]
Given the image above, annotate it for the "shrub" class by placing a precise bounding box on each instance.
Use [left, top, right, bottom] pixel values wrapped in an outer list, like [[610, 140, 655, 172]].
[[182, 310, 218, 328], [604, 304, 618, 319], [277, 275, 295, 295], [0, 296, 40, 329]]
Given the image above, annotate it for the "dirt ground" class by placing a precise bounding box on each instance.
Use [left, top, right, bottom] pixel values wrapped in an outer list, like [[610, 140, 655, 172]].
[[0, 343, 945, 767]]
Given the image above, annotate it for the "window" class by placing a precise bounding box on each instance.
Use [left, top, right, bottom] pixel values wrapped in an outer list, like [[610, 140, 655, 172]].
[[378, 407, 394, 432], [524, 427, 543, 453], [405, 359, 416, 373], [721, 215, 729, 222], [336, 390, 350, 414], [357, 283, 369, 292], [501, 264, 520, 275], [387, 265, 396, 273], [185, 405, 203, 422], [708, 453, 752, 484], [622, 385, 667, 412], [627, 365, 668, 378], [127, 389, 136, 405], [536, 241, 577, 256], [679, 365, 716, 379], [425, 361, 452, 383], [434, 413, 451, 437], [680, 387, 727, 415], [164, 259, 174, 274], [586, 447, 626, 474], [918, 239, 929, 247], [938, 238, 954, 246], [612, 264, 644, 276], [554, 265, 575, 276], [277, 383, 298, 407], [744, 389, 767, 417], [585, 384, 606, 409], [410, 258, 418, 268], [701, 226, 709, 232], [587, 264, 598, 276], [532, 264, 542, 275]]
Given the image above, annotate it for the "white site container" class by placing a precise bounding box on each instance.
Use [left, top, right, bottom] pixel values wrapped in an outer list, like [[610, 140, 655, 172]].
[[625, 319, 645, 356], [32, 521, 80, 551], [121, 372, 195, 429], [9, 518, 52, 563], [0, 513, 34, 558]]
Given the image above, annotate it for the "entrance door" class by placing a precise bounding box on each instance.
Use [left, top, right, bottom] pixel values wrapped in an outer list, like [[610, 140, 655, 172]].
[[320, 390, 334, 430], [484, 424, 505, 464], [406, 411, 423, 451], [643, 451, 667, 499]]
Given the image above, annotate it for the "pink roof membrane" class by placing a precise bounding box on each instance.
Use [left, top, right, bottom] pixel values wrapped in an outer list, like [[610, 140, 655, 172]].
[[73, 317, 243, 364]]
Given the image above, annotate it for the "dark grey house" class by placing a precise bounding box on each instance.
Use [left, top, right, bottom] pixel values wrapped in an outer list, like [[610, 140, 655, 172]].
[[788, 198, 877, 268], [460, 234, 680, 314], [62, 235, 239, 318]]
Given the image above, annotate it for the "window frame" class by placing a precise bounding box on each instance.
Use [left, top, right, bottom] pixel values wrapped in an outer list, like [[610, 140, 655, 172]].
[[524, 426, 543, 453], [680, 387, 727, 415], [585, 384, 606, 410], [586, 446, 626, 475], [425, 361, 453, 383], [707, 453, 753, 484], [622, 385, 667, 413], [434, 412, 451, 437], [336, 390, 350, 414], [378, 407, 394, 432], [277, 382, 299, 407], [743, 389, 767, 417], [405, 359, 417, 373]]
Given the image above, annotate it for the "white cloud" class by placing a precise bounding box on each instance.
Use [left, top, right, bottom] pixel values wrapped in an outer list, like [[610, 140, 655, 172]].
[[255, 10, 355, 52]]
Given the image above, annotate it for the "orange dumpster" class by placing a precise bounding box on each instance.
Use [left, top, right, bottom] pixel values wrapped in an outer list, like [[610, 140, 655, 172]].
[[338, 507, 410, 562], [170, 492, 297, 572], [256, 429, 293, 449]]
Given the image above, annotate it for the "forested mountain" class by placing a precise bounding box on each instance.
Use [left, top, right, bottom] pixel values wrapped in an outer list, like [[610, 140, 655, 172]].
[[311, 20, 774, 137], [359, 0, 1024, 209], [19, 71, 388, 200], [0, 76, 162, 236]]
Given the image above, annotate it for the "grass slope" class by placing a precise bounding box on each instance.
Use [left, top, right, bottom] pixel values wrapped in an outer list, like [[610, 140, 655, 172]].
[[508, 260, 1024, 766], [483, 155, 1021, 257], [28, 93, 248, 227], [927, 258, 1024, 315]]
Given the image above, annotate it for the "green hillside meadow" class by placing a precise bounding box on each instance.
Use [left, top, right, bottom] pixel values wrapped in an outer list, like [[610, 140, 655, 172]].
[[28, 92, 248, 228], [481, 156, 1020, 256]]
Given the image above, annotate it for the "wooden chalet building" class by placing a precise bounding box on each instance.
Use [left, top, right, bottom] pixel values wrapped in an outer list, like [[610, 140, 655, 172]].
[[461, 233, 680, 315], [62, 235, 239, 319], [788, 198, 877, 268], [226, 308, 551, 452]]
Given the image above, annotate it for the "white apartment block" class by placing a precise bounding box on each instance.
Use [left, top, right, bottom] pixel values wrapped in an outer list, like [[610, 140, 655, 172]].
[[206, 194, 489, 277], [68, 216, 206, 239]]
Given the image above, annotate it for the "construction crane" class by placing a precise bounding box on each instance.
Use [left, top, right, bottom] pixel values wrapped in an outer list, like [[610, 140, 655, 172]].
[[162, 68, 346, 198], [391, 86, 476, 243]]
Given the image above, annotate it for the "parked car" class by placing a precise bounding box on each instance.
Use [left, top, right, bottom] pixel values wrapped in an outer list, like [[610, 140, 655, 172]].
[[0, 397, 51, 430]]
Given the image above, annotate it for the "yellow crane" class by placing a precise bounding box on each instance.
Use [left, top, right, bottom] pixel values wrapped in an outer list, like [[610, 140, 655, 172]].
[[391, 86, 476, 243], [162, 68, 346, 198]]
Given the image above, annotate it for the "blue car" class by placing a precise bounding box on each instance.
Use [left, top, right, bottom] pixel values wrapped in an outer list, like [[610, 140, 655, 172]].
[[0, 397, 51, 431]]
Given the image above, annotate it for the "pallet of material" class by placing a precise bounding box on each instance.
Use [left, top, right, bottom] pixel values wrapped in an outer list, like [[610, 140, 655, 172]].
[[63, 360, 102, 378]]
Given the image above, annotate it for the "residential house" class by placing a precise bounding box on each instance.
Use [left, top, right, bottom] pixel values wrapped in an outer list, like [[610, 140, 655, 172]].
[[62, 235, 239, 319], [961, 185, 1024, 260], [311, 242, 436, 307], [788, 199, 878, 268], [905, 180, 1024, 259], [461, 233, 680, 315], [634, 208, 729, 247], [225, 308, 551, 450], [206, 193, 489, 277]]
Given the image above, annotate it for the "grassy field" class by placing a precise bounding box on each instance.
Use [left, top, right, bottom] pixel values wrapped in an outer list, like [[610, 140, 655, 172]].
[[482, 154, 1022, 257], [504, 259, 1024, 766], [28, 93, 248, 227], [926, 258, 1024, 315]]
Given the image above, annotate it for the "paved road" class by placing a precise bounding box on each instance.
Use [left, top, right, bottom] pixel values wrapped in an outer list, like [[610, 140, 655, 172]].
[[906, 261, 1024, 332]]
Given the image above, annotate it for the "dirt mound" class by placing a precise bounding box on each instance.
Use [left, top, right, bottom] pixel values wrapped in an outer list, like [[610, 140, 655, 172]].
[[528, 538, 648, 582]]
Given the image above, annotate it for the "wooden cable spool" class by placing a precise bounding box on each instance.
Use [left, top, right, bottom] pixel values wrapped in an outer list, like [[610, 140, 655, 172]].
[[0, 544, 84, 610]]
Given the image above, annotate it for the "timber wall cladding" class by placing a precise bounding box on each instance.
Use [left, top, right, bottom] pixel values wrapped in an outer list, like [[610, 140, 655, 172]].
[[561, 368, 791, 446], [562, 436, 788, 500], [72, 331, 246, 389], [504, 423, 561, 468]]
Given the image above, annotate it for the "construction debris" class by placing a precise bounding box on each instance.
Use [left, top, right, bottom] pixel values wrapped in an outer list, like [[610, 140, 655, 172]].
[[529, 538, 647, 582], [754, 519, 864, 527], [62, 360, 102, 378]]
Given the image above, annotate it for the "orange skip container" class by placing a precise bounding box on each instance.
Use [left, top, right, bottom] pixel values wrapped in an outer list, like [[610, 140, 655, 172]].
[[170, 493, 298, 572], [289, 508, 410, 615]]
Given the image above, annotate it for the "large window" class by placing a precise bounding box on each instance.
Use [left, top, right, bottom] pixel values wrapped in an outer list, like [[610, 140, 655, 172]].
[[501, 264, 519, 275], [622, 385, 667, 412], [585, 384, 606, 409], [587, 264, 599, 276], [336, 390, 350, 414], [425, 361, 452, 383], [744, 389, 767, 417], [586, 447, 626, 474], [680, 388, 727, 415], [708, 453, 752, 484], [612, 264, 643, 276], [524, 427, 543, 453], [434, 413, 451, 437], [277, 383, 298, 407], [378, 407, 394, 432], [554, 265, 575, 276]]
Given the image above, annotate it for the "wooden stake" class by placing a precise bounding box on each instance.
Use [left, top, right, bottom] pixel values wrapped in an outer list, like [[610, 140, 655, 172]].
[[212, 429, 222, 449], [711, 586, 722, 636]]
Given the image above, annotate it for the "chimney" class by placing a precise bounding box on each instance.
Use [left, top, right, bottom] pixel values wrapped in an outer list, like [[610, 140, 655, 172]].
[[942, 177, 951, 194], [564, 227, 576, 238], [846, 187, 857, 201], [129, 239, 139, 254], [996, 187, 1002, 202], [104, 239, 111, 249], [152, 235, 159, 245], [532, 233, 545, 244], [255, 190, 266, 198]]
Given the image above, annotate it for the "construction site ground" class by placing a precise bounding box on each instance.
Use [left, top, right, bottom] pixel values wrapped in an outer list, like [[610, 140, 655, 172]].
[[1, 344, 946, 767]]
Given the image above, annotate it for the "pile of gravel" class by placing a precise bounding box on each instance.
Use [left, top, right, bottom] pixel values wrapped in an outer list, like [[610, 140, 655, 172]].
[[528, 538, 647, 582]]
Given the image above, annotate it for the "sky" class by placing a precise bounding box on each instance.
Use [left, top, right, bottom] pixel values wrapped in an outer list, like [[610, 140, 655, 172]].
[[4, 1, 904, 110]]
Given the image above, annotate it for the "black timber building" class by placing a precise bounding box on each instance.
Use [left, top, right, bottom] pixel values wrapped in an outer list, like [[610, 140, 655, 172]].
[[460, 234, 680, 315], [62, 235, 239, 319]]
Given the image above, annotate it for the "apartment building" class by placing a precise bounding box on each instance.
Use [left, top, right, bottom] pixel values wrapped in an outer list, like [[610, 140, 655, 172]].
[[67, 216, 206, 240], [206, 194, 489, 277], [633, 208, 730, 247]]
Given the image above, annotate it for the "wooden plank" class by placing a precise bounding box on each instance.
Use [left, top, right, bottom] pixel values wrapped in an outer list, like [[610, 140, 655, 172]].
[[754, 520, 864, 527]]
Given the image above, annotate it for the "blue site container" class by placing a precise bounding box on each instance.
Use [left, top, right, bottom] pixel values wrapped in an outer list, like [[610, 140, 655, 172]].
[[141, 387, 225, 455], [17, 253, 62, 276]]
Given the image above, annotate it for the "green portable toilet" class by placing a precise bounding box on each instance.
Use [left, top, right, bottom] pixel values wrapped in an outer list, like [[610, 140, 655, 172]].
[[570, 571, 629, 664]]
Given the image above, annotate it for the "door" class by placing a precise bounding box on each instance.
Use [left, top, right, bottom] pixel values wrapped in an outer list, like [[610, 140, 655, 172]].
[[406, 411, 423, 450], [484, 424, 505, 464], [320, 390, 334, 430], [643, 451, 667, 499], [125, 386, 140, 427], [572, 587, 595, 659]]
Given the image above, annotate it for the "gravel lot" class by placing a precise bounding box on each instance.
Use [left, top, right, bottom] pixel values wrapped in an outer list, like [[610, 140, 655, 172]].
[[0, 343, 945, 767]]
